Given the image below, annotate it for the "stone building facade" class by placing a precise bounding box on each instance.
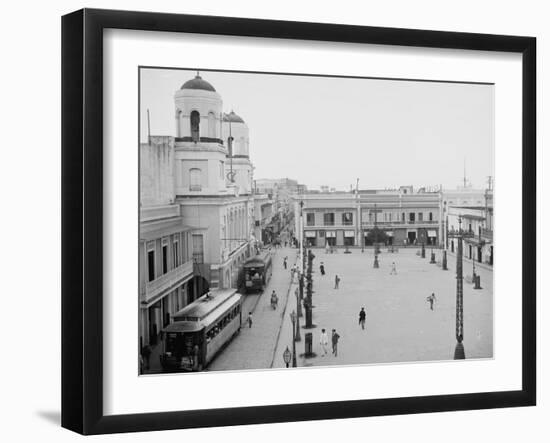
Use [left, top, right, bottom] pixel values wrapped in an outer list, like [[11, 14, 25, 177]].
[[293, 188, 443, 248]]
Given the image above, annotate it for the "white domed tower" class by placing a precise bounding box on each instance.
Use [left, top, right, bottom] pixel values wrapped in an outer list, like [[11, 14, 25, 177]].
[[222, 111, 253, 195], [173, 73, 229, 196]]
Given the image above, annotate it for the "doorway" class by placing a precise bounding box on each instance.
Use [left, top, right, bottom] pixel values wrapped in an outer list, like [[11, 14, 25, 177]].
[[407, 231, 417, 244]]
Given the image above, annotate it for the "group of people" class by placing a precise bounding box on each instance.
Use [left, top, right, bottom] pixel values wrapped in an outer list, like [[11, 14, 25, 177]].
[[319, 328, 341, 357]]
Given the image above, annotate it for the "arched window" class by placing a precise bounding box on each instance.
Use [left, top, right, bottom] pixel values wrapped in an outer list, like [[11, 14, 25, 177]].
[[189, 168, 202, 191], [208, 112, 216, 138], [190, 110, 200, 142]]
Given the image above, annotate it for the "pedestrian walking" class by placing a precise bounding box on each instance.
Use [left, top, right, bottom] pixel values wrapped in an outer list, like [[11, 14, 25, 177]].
[[325, 242, 330, 254], [390, 261, 397, 275], [283, 256, 288, 270], [427, 293, 436, 310], [320, 329, 329, 356], [334, 274, 340, 289], [270, 290, 278, 309], [320, 262, 325, 275], [331, 329, 340, 356], [358, 307, 366, 330], [247, 311, 253, 328]]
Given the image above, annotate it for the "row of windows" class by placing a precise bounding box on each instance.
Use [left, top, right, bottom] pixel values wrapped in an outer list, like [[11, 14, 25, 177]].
[[147, 234, 202, 282], [306, 212, 354, 226], [305, 211, 435, 226], [205, 304, 241, 343]]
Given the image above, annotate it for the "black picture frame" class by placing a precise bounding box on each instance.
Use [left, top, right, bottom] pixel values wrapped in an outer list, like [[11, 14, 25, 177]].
[[61, 8, 536, 435]]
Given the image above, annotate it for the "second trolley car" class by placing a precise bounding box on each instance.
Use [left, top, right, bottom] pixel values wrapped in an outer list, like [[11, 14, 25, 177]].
[[243, 250, 273, 293]]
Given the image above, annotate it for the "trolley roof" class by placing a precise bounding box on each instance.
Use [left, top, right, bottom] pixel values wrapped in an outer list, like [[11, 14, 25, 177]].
[[172, 288, 241, 322], [244, 250, 272, 268], [163, 321, 203, 333]]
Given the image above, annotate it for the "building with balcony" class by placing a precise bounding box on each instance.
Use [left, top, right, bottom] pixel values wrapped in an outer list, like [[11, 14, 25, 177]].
[[139, 137, 195, 348], [445, 188, 493, 265], [293, 188, 443, 248], [253, 193, 275, 245]]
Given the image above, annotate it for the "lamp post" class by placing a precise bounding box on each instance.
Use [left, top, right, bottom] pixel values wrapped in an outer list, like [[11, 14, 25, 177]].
[[371, 204, 382, 268], [282, 346, 291, 368], [454, 216, 465, 359], [299, 200, 304, 273], [290, 310, 297, 367], [295, 288, 302, 341], [299, 199, 305, 309]]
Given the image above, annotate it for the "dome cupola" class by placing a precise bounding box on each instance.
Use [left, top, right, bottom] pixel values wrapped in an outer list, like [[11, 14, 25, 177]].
[[180, 73, 216, 92]]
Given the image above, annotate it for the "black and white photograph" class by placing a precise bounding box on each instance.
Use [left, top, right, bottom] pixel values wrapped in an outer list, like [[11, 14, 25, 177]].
[[139, 67, 494, 374]]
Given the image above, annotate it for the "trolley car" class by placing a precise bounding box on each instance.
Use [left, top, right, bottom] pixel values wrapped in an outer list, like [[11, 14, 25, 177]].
[[160, 289, 242, 372], [243, 250, 273, 293]]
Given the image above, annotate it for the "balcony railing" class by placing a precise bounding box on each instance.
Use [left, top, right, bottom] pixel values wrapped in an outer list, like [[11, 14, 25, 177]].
[[361, 220, 439, 227], [143, 260, 193, 304]]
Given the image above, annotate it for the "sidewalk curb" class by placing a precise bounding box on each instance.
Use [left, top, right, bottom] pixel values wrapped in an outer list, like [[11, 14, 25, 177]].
[[269, 255, 299, 368]]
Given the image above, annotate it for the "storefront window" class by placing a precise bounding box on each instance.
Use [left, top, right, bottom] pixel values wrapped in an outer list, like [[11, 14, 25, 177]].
[[344, 236, 354, 246]]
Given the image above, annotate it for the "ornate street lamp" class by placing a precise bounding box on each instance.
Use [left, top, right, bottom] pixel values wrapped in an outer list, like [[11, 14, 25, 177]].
[[282, 346, 291, 368], [454, 217, 466, 359], [290, 310, 297, 367]]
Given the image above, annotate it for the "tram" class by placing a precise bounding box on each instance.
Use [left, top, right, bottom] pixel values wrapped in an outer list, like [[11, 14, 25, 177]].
[[243, 250, 273, 293], [160, 289, 243, 372]]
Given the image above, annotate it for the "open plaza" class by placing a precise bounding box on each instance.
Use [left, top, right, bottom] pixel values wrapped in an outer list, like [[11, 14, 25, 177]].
[[207, 245, 493, 372]]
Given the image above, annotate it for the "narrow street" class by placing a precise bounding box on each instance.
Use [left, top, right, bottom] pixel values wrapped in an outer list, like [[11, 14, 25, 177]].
[[206, 247, 297, 371]]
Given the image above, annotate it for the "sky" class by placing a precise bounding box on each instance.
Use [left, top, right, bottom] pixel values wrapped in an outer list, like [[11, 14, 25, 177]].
[[140, 68, 494, 190]]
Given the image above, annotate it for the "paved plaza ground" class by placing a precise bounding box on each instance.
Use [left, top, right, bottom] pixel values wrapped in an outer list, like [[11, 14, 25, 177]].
[[272, 247, 493, 369], [207, 246, 493, 372]]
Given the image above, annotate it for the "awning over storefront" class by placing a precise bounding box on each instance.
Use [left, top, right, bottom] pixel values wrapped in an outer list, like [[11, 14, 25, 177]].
[[325, 231, 336, 238], [305, 231, 316, 238], [344, 231, 355, 237], [428, 230, 437, 237]]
